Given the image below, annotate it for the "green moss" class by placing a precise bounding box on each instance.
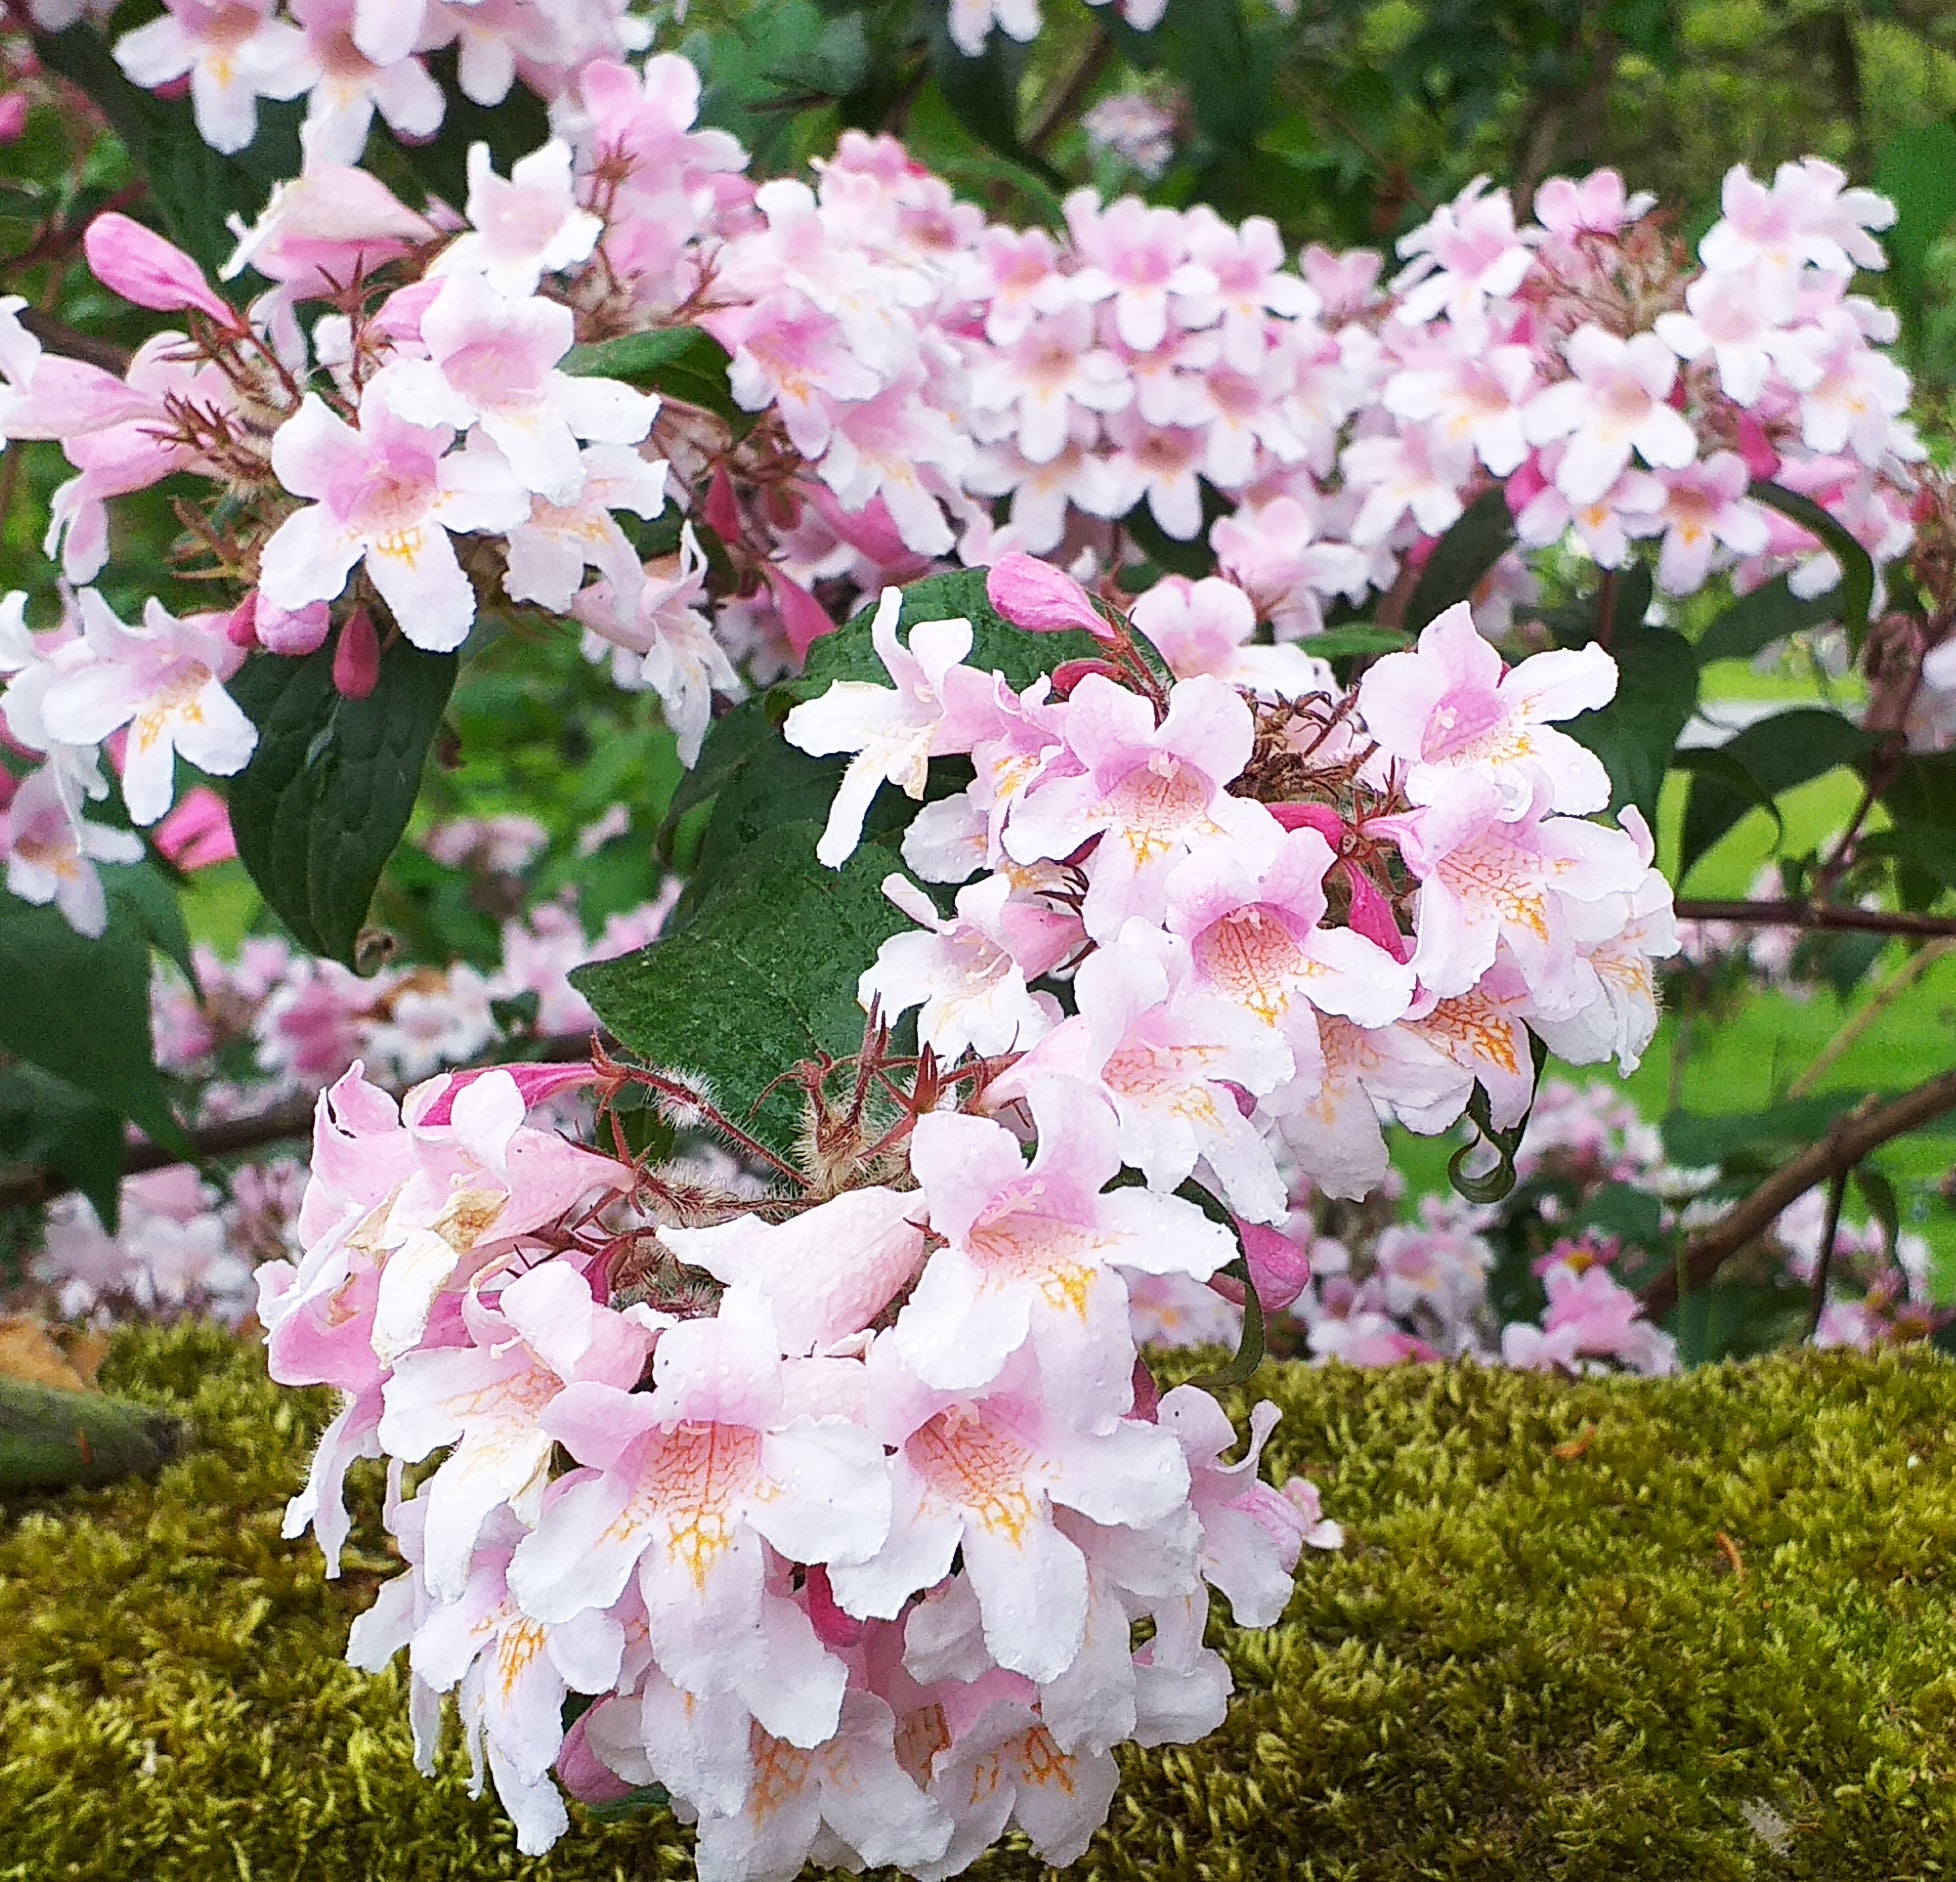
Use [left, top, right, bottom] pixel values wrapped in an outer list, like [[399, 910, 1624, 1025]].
[[7, 1327, 1956, 1879]]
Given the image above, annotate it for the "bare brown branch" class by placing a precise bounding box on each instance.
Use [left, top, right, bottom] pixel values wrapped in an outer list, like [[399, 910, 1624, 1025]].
[[1642, 1068, 1956, 1319], [1673, 900, 1956, 940]]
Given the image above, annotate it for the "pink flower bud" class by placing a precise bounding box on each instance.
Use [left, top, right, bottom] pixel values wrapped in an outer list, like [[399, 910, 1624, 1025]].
[[332, 608, 380, 700], [986, 553, 1116, 640], [1505, 454, 1551, 514], [763, 565, 836, 661], [84, 213, 236, 327], [253, 594, 332, 656], [1048, 657, 1124, 697], [1340, 862, 1411, 962], [0, 95, 28, 145], [1209, 1220, 1312, 1313], [416, 1061, 598, 1127], [153, 787, 238, 870], [1734, 413, 1781, 483], [224, 597, 260, 648], [553, 1714, 636, 1806], [703, 463, 741, 541], [801, 1565, 866, 1650]]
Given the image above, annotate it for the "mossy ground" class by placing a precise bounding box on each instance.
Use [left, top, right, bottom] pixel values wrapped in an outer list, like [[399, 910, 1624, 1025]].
[[7, 1326, 1956, 1879]]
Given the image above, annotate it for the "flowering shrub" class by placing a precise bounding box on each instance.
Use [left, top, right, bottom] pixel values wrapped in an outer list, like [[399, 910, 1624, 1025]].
[[0, 0, 1953, 1873]]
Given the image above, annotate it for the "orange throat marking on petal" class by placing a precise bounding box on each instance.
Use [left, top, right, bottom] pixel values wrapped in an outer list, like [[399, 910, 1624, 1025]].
[[494, 1619, 546, 1702], [909, 1406, 1037, 1546], [627, 1420, 759, 1593], [1102, 755, 1209, 866], [1195, 905, 1305, 1025]]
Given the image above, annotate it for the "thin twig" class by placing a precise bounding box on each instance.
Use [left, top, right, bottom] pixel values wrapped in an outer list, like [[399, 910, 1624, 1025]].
[[15, 309, 131, 374], [1673, 900, 1956, 941], [1026, 27, 1114, 155], [1806, 1168, 1849, 1341], [0, 1032, 603, 1214], [1642, 1068, 1956, 1319]]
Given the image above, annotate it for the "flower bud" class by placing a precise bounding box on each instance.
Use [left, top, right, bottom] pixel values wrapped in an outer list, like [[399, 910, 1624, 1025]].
[[332, 608, 380, 700], [253, 594, 332, 656], [987, 552, 1116, 640], [84, 213, 236, 326]]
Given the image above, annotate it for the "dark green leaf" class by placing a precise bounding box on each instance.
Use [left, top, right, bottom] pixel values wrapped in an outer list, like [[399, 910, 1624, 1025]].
[[1661, 1094, 1859, 1171], [1305, 626, 1412, 661], [1404, 487, 1515, 632], [1750, 483, 1875, 646], [570, 820, 914, 1159], [1678, 708, 1874, 880], [1570, 1182, 1665, 1251], [562, 327, 752, 435], [1670, 1279, 1808, 1367], [0, 1063, 123, 1227], [1448, 1043, 1546, 1206], [106, 860, 196, 988], [0, 895, 184, 1155], [583, 1784, 673, 1826], [1563, 620, 1697, 825], [1694, 574, 1839, 668], [228, 638, 458, 966], [1669, 746, 1784, 866], [1872, 750, 1956, 878]]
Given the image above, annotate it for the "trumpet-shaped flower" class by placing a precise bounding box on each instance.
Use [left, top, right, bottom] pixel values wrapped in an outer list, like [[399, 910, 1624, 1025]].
[[432, 140, 603, 296], [1004, 672, 1262, 940], [508, 1285, 891, 1702], [1355, 598, 1616, 816], [1522, 325, 1697, 505], [859, 872, 1072, 1063], [261, 383, 530, 652], [38, 593, 257, 827], [898, 1081, 1236, 1421], [783, 589, 994, 867]]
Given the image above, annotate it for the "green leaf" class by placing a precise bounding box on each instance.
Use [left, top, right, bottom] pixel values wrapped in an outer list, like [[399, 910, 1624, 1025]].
[[1569, 1182, 1665, 1251], [1677, 708, 1874, 880], [1404, 487, 1515, 632], [1563, 620, 1698, 826], [0, 1063, 123, 1227], [227, 637, 458, 966], [1853, 1164, 1901, 1258], [1661, 1095, 1859, 1172], [582, 1784, 673, 1826], [562, 327, 752, 436], [788, 568, 1109, 700], [1872, 750, 1956, 877], [1192, 1256, 1267, 1387], [1750, 483, 1875, 647], [1448, 1041, 1547, 1206], [1874, 122, 1956, 340], [1694, 574, 1839, 668], [1670, 1279, 1808, 1367], [0, 895, 184, 1155], [1669, 746, 1784, 866], [1305, 626, 1412, 661], [569, 820, 914, 1160], [106, 860, 196, 988], [0, 1380, 180, 1493]]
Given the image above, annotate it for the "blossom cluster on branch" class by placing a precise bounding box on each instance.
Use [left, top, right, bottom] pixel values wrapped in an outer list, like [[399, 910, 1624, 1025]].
[[0, 26, 1943, 939]]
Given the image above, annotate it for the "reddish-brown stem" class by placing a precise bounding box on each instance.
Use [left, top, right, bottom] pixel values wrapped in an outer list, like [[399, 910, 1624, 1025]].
[[608, 1062, 806, 1186]]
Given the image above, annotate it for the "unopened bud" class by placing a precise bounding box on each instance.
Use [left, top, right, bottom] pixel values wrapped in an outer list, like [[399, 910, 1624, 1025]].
[[84, 212, 237, 326], [332, 607, 380, 700]]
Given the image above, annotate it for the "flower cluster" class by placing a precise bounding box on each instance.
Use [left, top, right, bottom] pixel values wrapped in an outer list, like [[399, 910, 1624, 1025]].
[[46, 0, 651, 161], [259, 1046, 1330, 1876], [0, 21, 1929, 930], [802, 571, 1677, 1213]]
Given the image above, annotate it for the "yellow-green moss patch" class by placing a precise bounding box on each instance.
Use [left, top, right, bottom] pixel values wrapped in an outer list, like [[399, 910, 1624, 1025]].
[[6, 1325, 1956, 1879]]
